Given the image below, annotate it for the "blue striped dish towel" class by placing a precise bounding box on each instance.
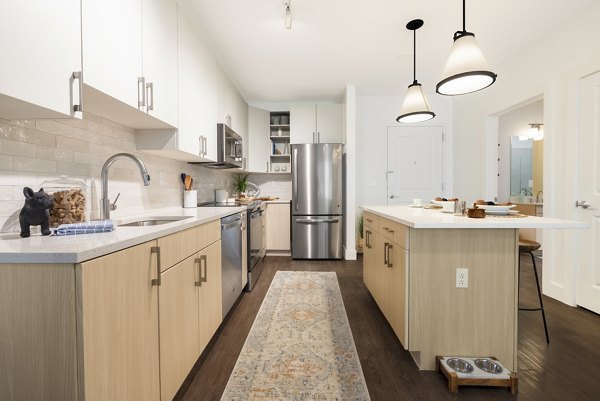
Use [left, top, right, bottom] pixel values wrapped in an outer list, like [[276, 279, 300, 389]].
[[52, 220, 114, 236]]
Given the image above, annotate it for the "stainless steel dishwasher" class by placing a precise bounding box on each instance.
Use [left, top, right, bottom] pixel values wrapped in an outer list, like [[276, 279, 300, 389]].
[[221, 213, 243, 317]]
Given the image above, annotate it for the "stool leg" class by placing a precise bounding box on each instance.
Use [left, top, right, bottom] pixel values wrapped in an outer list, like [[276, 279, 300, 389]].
[[530, 251, 550, 344]]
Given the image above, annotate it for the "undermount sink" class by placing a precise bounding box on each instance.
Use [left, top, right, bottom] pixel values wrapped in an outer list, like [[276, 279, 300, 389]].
[[119, 216, 192, 227]]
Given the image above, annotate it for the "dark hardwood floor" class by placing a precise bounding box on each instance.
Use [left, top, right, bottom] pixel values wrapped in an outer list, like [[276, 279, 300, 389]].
[[177, 254, 600, 401]]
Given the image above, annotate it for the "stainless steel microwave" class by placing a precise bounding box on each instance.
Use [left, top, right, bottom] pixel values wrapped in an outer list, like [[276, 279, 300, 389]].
[[192, 123, 243, 169]]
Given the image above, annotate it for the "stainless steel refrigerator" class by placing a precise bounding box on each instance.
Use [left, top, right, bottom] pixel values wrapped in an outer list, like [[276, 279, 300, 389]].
[[291, 143, 344, 259]]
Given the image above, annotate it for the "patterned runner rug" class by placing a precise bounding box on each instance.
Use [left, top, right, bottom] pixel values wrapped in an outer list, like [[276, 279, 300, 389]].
[[221, 271, 371, 400]]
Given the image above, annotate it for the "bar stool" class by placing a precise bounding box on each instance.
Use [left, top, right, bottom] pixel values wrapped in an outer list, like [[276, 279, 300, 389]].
[[518, 239, 550, 344]]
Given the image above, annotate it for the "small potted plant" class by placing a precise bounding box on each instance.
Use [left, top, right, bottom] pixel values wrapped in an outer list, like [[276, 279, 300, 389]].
[[234, 174, 249, 198], [356, 212, 364, 253]]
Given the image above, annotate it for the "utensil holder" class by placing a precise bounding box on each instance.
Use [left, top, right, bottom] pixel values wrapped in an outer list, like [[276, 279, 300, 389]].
[[183, 190, 197, 208]]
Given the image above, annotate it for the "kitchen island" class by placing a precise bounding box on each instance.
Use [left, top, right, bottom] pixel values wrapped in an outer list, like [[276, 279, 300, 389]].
[[361, 205, 585, 372]]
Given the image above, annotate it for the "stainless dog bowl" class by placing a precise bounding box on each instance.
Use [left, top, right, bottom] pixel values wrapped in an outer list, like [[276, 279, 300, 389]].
[[474, 358, 504, 374], [446, 358, 474, 373]]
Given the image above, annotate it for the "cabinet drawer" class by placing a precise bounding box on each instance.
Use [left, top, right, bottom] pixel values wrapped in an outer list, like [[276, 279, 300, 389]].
[[363, 211, 379, 232], [380, 219, 409, 250], [158, 220, 220, 271]]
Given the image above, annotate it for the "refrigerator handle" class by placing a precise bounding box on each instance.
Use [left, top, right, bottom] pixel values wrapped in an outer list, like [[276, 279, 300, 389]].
[[293, 147, 298, 211]]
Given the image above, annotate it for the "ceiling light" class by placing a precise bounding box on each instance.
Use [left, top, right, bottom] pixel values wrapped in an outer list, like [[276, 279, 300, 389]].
[[284, 1, 292, 30], [528, 123, 544, 141], [396, 19, 435, 124], [436, 0, 497, 95]]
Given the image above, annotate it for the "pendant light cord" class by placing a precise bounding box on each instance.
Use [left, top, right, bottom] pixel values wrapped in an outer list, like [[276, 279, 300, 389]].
[[413, 29, 417, 83], [462, 0, 466, 32]]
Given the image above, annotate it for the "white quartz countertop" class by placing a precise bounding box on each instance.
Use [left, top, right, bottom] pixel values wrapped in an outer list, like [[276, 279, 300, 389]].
[[362, 205, 588, 229], [264, 199, 291, 204], [0, 207, 244, 264]]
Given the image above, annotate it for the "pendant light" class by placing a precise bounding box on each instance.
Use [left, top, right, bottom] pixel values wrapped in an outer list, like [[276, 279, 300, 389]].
[[436, 0, 497, 95], [396, 19, 435, 123]]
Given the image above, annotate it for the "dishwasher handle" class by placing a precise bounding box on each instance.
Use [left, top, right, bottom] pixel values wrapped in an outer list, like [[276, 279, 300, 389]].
[[222, 220, 242, 230]]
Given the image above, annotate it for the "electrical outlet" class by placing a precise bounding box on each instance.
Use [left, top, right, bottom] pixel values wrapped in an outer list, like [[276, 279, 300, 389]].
[[456, 268, 468, 288]]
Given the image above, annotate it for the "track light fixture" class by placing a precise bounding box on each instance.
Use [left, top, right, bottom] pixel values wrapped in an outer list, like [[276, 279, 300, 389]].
[[436, 0, 497, 95], [396, 19, 435, 123]]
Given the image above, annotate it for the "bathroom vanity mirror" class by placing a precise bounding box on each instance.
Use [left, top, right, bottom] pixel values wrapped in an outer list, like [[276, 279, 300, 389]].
[[510, 136, 543, 201]]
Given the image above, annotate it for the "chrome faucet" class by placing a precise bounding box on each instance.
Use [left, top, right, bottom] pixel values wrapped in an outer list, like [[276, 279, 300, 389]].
[[536, 191, 543, 203], [100, 153, 150, 220]]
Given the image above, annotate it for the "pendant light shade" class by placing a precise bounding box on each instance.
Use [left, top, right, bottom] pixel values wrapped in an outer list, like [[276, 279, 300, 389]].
[[436, 0, 497, 96], [397, 83, 435, 123], [397, 19, 435, 124]]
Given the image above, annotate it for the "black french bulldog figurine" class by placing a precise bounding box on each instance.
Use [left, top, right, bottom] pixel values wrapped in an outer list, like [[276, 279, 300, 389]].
[[19, 187, 54, 238]]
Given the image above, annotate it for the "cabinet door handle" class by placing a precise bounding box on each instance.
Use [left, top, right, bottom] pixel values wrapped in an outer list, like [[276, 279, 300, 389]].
[[72, 71, 83, 112], [383, 242, 388, 265], [198, 136, 203, 156], [146, 82, 154, 111], [194, 257, 202, 287], [317, 132, 320, 143], [365, 230, 371, 248], [387, 244, 393, 268], [200, 255, 208, 283], [138, 77, 146, 108], [203, 137, 207, 156], [266, 161, 269, 172], [151, 246, 161, 286]]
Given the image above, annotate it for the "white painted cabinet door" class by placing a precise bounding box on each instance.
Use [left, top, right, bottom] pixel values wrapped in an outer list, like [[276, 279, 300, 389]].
[[177, 10, 217, 160], [290, 104, 317, 144], [248, 107, 270, 172], [83, 0, 143, 110], [0, 0, 82, 119], [576, 71, 600, 314], [142, 0, 178, 127], [316, 104, 343, 143]]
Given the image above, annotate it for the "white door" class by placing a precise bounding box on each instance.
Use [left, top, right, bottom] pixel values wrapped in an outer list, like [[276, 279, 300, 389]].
[[576, 71, 600, 314], [387, 127, 443, 204], [290, 104, 316, 144], [142, 0, 178, 126], [316, 104, 343, 143], [0, 0, 81, 119], [83, 0, 143, 109]]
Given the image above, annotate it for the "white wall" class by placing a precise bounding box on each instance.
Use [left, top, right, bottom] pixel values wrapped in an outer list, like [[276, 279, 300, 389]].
[[356, 92, 454, 209], [344, 85, 357, 260], [497, 100, 543, 202], [452, 2, 600, 305]]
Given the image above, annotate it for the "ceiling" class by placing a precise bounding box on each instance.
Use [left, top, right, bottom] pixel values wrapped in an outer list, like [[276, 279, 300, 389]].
[[180, 0, 597, 103]]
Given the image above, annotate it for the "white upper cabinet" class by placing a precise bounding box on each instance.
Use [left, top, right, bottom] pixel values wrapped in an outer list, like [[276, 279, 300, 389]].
[[83, 0, 177, 128], [290, 103, 343, 144], [141, 0, 179, 127], [290, 104, 316, 144], [248, 107, 270, 173], [0, 0, 82, 119], [83, 0, 143, 110], [316, 104, 343, 143], [177, 9, 218, 162]]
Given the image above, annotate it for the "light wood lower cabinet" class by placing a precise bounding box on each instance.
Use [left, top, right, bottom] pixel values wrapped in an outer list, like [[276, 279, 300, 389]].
[[198, 241, 223, 350], [77, 240, 160, 401], [159, 240, 222, 401], [266, 203, 291, 252], [159, 253, 201, 401], [0, 220, 225, 401], [363, 213, 519, 371]]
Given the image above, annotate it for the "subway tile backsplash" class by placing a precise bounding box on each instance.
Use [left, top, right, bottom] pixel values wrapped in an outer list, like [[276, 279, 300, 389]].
[[248, 174, 292, 200], [0, 113, 235, 233]]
